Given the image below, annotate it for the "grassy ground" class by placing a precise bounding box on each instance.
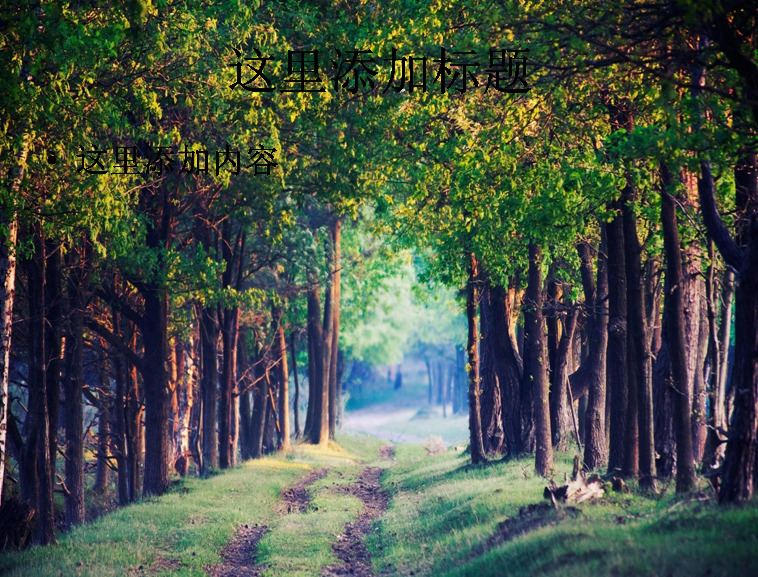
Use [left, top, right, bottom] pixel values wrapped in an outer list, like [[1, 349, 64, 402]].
[[369, 445, 758, 577], [0, 436, 384, 577], [3, 434, 758, 576]]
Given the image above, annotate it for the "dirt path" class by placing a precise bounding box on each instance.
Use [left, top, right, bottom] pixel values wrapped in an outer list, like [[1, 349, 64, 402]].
[[206, 467, 329, 577], [321, 446, 394, 577], [275, 467, 329, 514], [206, 524, 268, 577]]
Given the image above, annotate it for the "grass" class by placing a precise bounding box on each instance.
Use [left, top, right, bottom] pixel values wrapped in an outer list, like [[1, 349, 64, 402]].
[[3, 434, 758, 576], [0, 435, 387, 577], [369, 446, 758, 577]]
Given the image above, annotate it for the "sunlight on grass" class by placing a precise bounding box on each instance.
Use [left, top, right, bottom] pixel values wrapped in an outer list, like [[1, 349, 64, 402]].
[[370, 446, 758, 577]]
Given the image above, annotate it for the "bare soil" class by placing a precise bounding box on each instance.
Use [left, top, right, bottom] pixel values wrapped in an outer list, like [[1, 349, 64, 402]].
[[275, 467, 330, 515], [321, 446, 394, 577], [206, 466, 329, 577], [205, 524, 268, 577]]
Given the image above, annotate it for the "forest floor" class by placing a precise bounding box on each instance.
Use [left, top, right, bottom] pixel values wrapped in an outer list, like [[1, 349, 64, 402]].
[[2, 434, 758, 577]]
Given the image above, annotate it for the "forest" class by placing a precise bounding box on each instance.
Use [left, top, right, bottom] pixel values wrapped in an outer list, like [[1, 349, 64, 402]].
[[1, 0, 758, 575]]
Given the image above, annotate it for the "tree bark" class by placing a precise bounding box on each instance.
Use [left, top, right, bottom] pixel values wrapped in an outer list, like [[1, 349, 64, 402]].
[[23, 234, 56, 544], [480, 279, 505, 455], [0, 136, 26, 504], [111, 310, 130, 506], [273, 305, 291, 451], [94, 351, 111, 494], [466, 252, 487, 464], [306, 282, 329, 445], [578, 240, 609, 471], [524, 243, 552, 476], [622, 181, 656, 490], [291, 331, 301, 439], [606, 212, 628, 474], [703, 268, 735, 471], [141, 286, 171, 496], [660, 170, 697, 492], [44, 240, 62, 492], [199, 306, 219, 472], [328, 220, 341, 438]]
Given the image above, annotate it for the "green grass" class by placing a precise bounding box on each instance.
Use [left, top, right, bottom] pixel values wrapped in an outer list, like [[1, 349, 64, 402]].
[[0, 439, 383, 577], [4, 435, 758, 577], [369, 446, 758, 577]]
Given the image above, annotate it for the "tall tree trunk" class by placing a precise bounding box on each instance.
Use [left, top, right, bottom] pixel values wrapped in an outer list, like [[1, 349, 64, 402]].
[[606, 212, 628, 474], [238, 331, 253, 460], [712, 152, 758, 501], [495, 284, 525, 456], [480, 279, 505, 455], [577, 240, 609, 471], [703, 268, 735, 471], [328, 220, 341, 438], [111, 311, 129, 506], [23, 234, 56, 544], [219, 223, 243, 469], [307, 270, 331, 445], [126, 326, 142, 501], [199, 306, 219, 472], [661, 170, 697, 493], [622, 181, 656, 489], [291, 332, 301, 439], [0, 135, 26, 504], [94, 352, 111, 494], [466, 253, 486, 464], [547, 279, 572, 448], [524, 243, 552, 476], [218, 305, 238, 469], [250, 348, 267, 459], [141, 287, 171, 496], [64, 247, 87, 525], [44, 240, 62, 490], [273, 305, 291, 451]]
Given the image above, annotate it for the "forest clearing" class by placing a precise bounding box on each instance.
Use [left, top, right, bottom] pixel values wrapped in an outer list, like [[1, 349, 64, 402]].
[[2, 0, 758, 574]]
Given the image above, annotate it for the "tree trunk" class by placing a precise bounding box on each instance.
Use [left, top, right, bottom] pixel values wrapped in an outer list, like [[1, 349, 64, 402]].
[[23, 234, 56, 544], [703, 267, 735, 471], [141, 287, 171, 496], [479, 280, 505, 455], [307, 266, 331, 446], [64, 248, 87, 525], [250, 348, 267, 459], [660, 171, 697, 492], [466, 253, 487, 464], [273, 305, 291, 451], [126, 327, 142, 500], [328, 220, 341, 438], [111, 311, 129, 506], [715, 154, 758, 501], [199, 306, 219, 472], [0, 136, 26, 505], [551, 307, 577, 451], [524, 243, 552, 476], [218, 305, 238, 469], [622, 180, 656, 489], [44, 240, 62, 492], [606, 212, 628, 474], [577, 240, 609, 471], [291, 331, 301, 439], [94, 352, 111, 494]]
